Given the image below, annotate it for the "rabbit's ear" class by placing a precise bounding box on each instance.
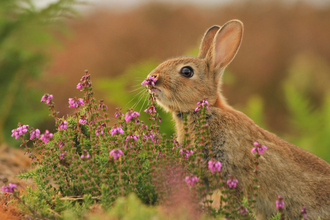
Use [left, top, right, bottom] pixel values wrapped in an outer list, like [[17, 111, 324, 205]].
[[198, 26, 220, 59], [207, 20, 243, 73]]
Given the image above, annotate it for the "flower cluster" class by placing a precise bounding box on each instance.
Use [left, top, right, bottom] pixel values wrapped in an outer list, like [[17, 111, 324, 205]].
[[11, 124, 29, 139], [141, 75, 157, 87], [41, 94, 53, 104], [300, 206, 307, 219], [251, 142, 267, 155], [180, 149, 193, 159], [68, 97, 84, 108], [110, 127, 124, 136], [208, 160, 222, 174], [195, 99, 209, 112], [109, 149, 124, 160], [227, 175, 239, 189], [40, 130, 53, 144], [58, 121, 67, 131], [185, 175, 199, 186], [276, 195, 285, 210], [124, 111, 140, 123], [76, 74, 91, 90], [1, 183, 17, 193], [29, 129, 40, 140]]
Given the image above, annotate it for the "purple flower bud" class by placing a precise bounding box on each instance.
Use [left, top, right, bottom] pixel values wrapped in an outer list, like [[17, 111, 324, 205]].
[[68, 97, 84, 108]]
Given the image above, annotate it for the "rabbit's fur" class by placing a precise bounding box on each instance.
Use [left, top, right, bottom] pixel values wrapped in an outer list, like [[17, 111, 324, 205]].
[[146, 20, 330, 219]]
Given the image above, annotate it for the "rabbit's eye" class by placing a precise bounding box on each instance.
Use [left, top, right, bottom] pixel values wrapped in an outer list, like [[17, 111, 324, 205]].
[[180, 66, 194, 78]]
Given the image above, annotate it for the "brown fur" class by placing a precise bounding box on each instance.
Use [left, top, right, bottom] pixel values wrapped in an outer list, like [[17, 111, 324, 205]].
[[147, 20, 330, 219]]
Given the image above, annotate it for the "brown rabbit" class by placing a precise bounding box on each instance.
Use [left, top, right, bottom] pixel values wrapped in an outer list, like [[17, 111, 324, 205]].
[[145, 20, 330, 219]]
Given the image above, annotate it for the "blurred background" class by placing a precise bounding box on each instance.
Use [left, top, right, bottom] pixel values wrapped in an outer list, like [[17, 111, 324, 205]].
[[1, 0, 330, 163]]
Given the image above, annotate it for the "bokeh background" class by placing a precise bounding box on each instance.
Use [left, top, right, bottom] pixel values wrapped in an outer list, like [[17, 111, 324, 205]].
[[1, 0, 330, 162]]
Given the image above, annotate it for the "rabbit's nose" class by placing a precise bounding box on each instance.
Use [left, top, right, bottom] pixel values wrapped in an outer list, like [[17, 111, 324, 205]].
[[150, 73, 159, 81]]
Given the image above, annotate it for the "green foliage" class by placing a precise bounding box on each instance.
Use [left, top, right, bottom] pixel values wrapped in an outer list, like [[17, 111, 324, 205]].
[[14, 74, 272, 219], [0, 0, 78, 145]]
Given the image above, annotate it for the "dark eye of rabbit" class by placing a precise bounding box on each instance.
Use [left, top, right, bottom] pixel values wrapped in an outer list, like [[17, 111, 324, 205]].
[[180, 66, 194, 78]]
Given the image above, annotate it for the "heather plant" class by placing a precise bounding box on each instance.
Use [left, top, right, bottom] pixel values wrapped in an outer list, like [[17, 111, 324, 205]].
[[3, 72, 312, 219]]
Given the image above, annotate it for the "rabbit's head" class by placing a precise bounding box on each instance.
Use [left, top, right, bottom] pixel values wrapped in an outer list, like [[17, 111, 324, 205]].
[[147, 20, 243, 112]]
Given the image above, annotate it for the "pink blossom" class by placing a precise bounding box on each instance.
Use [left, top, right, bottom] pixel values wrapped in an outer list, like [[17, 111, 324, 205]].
[[185, 175, 199, 186], [227, 176, 238, 189], [68, 98, 84, 108], [1, 183, 17, 193], [40, 130, 53, 144], [144, 106, 157, 114], [60, 151, 66, 160], [98, 101, 108, 110], [110, 127, 124, 136], [195, 99, 209, 112], [115, 112, 124, 118], [126, 134, 139, 142], [79, 119, 87, 125], [109, 149, 124, 160], [276, 195, 285, 210], [76, 83, 83, 89], [239, 205, 248, 216], [11, 125, 29, 139], [141, 75, 158, 86], [208, 160, 222, 174], [29, 128, 40, 140], [251, 142, 268, 154], [80, 155, 85, 159], [58, 121, 67, 131], [41, 94, 53, 104], [124, 111, 140, 122], [301, 206, 307, 219]]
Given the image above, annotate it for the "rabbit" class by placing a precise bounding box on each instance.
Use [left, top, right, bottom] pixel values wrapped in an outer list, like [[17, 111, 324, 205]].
[[144, 19, 330, 219]]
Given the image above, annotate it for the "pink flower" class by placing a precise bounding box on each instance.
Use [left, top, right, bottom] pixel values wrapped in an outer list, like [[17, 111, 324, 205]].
[[185, 175, 199, 186], [60, 151, 66, 160], [141, 75, 158, 86], [68, 98, 84, 108], [115, 112, 124, 118], [227, 176, 238, 189], [79, 119, 87, 125], [276, 195, 285, 210], [76, 83, 83, 89], [40, 130, 53, 144], [98, 101, 108, 110], [110, 127, 124, 136], [124, 111, 140, 122], [144, 106, 157, 114], [11, 125, 29, 139], [41, 94, 53, 104], [208, 160, 222, 174], [109, 149, 124, 160], [251, 142, 267, 154], [80, 155, 85, 159], [195, 99, 209, 112], [239, 205, 248, 216], [58, 121, 67, 131], [126, 134, 139, 141], [1, 183, 17, 193], [301, 206, 307, 219], [29, 128, 40, 140]]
